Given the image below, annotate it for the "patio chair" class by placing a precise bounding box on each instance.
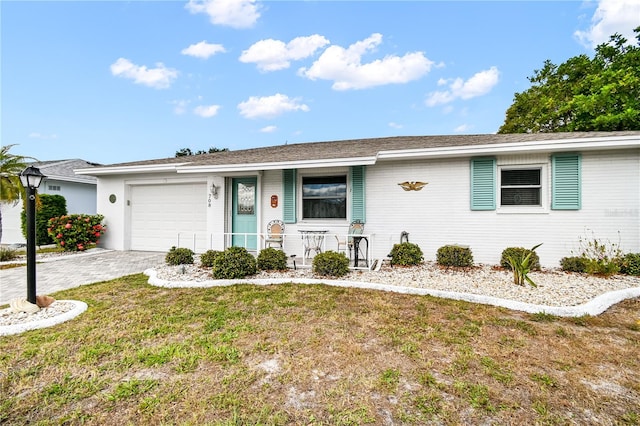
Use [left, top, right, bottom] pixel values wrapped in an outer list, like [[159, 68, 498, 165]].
[[265, 220, 285, 249], [335, 220, 364, 259]]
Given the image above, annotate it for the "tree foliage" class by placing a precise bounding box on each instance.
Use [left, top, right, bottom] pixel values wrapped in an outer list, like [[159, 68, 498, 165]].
[[175, 147, 229, 157], [0, 144, 36, 243], [499, 27, 640, 133]]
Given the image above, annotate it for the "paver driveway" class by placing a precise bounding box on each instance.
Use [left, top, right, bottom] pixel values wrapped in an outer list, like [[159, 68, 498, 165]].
[[0, 250, 165, 305]]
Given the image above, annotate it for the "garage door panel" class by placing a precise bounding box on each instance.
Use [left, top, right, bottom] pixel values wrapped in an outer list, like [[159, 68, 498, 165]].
[[130, 183, 208, 252]]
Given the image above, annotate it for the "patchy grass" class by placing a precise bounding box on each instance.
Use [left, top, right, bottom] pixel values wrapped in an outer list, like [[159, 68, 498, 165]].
[[0, 274, 638, 425]]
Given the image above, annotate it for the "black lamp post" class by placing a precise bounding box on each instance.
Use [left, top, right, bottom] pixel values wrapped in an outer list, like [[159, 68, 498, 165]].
[[19, 166, 46, 305]]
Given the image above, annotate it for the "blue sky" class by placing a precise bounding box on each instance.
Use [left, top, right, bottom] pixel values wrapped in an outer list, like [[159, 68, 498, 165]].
[[2, 0, 639, 164]]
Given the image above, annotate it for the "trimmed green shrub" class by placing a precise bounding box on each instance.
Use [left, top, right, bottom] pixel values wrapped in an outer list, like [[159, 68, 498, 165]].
[[560, 256, 589, 273], [165, 246, 194, 265], [312, 250, 349, 277], [619, 253, 640, 276], [500, 247, 541, 271], [21, 194, 67, 246], [212, 246, 257, 279], [200, 250, 222, 268], [436, 245, 474, 267], [390, 242, 423, 266], [47, 214, 106, 251], [257, 248, 288, 271]]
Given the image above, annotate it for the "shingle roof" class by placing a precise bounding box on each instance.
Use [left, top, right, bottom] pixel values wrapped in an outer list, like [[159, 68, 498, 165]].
[[33, 159, 100, 183], [84, 131, 640, 171]]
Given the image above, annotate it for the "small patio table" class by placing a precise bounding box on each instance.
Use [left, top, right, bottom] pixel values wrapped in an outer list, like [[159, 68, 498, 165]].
[[298, 230, 328, 265]]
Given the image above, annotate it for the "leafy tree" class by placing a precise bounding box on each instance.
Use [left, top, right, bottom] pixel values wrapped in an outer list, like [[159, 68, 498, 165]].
[[175, 147, 229, 157], [0, 144, 36, 243], [499, 27, 640, 133]]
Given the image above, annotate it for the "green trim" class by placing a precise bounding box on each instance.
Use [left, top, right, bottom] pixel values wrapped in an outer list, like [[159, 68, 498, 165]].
[[350, 165, 366, 222], [552, 154, 581, 210], [470, 158, 496, 210], [282, 169, 297, 223]]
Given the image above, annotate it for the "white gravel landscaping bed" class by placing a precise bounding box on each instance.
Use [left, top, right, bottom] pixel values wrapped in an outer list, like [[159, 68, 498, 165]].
[[148, 260, 640, 317]]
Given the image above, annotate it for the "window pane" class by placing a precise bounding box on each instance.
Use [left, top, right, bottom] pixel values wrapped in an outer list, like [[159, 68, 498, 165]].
[[302, 176, 347, 198], [237, 183, 255, 215], [303, 198, 346, 219], [302, 175, 347, 219], [502, 169, 540, 186], [501, 188, 540, 205]]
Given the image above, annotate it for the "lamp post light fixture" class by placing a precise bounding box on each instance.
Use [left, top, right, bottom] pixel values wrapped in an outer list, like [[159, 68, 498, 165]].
[[19, 166, 46, 305]]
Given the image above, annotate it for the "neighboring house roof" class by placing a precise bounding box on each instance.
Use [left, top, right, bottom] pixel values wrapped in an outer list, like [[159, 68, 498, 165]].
[[33, 159, 100, 184], [75, 131, 640, 176]]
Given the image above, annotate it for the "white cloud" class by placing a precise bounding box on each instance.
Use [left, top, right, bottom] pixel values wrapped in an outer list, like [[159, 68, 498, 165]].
[[298, 33, 434, 90], [575, 0, 640, 48], [237, 93, 309, 119], [454, 124, 472, 133], [388, 122, 403, 129], [182, 41, 226, 59], [110, 58, 178, 89], [260, 125, 277, 133], [240, 35, 330, 71], [171, 100, 190, 115], [185, 0, 260, 29], [425, 67, 499, 107], [193, 104, 221, 118]]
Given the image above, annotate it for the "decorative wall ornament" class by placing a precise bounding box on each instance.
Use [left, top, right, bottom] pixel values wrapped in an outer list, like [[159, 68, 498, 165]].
[[398, 181, 428, 191]]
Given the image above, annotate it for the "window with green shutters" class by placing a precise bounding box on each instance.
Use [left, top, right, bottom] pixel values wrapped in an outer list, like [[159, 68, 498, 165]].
[[282, 167, 366, 223], [470, 158, 496, 210], [551, 154, 581, 210]]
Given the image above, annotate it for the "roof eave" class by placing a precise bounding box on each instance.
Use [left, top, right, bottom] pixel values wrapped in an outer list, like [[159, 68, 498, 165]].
[[74, 163, 191, 176], [176, 157, 378, 173], [44, 175, 96, 184], [376, 136, 640, 161]]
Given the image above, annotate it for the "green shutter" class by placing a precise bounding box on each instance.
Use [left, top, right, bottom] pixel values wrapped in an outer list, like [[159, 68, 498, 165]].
[[470, 158, 496, 210], [282, 169, 297, 223], [552, 154, 581, 210], [350, 165, 366, 222]]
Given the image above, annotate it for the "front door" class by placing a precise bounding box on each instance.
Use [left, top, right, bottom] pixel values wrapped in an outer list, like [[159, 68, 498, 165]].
[[232, 177, 257, 250]]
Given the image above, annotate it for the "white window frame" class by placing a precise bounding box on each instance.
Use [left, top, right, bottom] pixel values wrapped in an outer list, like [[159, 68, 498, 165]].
[[299, 170, 349, 222], [497, 163, 549, 214]]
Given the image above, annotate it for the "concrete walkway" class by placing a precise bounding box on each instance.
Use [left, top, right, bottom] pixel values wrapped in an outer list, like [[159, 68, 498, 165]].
[[0, 250, 165, 306]]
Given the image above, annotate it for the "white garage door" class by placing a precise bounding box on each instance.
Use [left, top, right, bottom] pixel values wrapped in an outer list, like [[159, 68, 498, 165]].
[[130, 183, 208, 252]]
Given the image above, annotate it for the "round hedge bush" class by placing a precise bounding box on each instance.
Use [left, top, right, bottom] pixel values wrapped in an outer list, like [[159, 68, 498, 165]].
[[436, 245, 474, 267], [212, 246, 257, 279], [390, 242, 423, 266], [312, 250, 349, 277], [560, 256, 589, 273], [200, 250, 222, 268], [257, 248, 288, 271], [619, 253, 640, 276], [500, 247, 540, 271], [165, 246, 194, 265]]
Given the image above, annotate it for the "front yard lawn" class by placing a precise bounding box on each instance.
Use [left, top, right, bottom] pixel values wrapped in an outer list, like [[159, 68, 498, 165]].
[[1, 274, 638, 424]]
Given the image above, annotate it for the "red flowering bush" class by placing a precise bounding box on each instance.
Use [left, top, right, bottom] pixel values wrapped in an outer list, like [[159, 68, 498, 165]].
[[48, 214, 106, 251]]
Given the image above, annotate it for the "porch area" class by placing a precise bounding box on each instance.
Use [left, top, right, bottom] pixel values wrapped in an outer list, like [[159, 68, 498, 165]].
[[174, 231, 404, 271]]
